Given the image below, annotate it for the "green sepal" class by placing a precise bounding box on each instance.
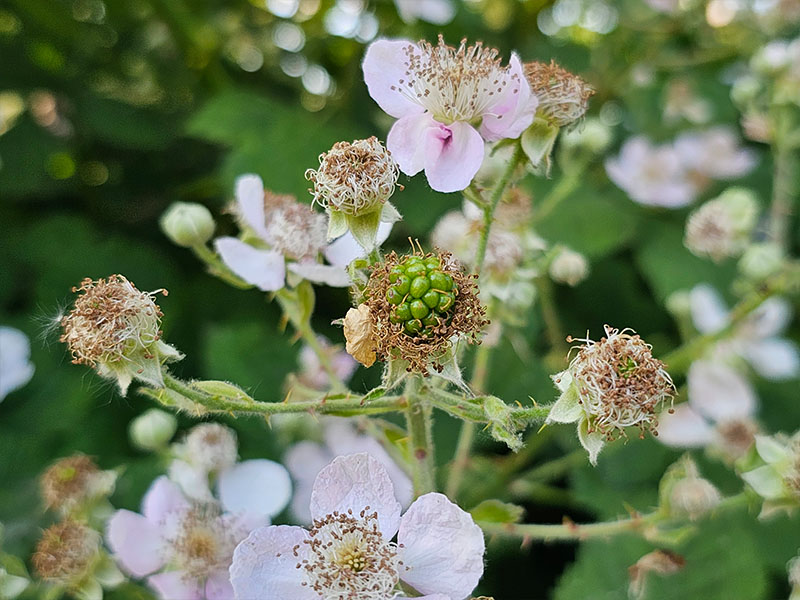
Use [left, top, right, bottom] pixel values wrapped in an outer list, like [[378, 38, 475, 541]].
[[483, 396, 525, 452], [382, 357, 409, 390], [346, 210, 383, 253], [469, 499, 525, 524], [326, 209, 349, 240], [521, 117, 560, 173], [546, 378, 582, 424], [577, 418, 605, 466], [380, 201, 402, 224]]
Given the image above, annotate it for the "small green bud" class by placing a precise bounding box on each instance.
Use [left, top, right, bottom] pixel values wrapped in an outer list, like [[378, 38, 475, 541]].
[[665, 290, 692, 318], [129, 408, 178, 451], [739, 242, 784, 280], [160, 202, 215, 247]]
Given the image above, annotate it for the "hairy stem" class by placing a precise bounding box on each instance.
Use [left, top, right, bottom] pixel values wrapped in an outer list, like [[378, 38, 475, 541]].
[[405, 376, 436, 496]]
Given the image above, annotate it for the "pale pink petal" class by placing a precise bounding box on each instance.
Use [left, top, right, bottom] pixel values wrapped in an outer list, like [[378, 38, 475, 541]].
[[106, 510, 165, 577], [324, 222, 393, 267], [323, 421, 413, 510], [394, 0, 454, 23], [688, 361, 756, 422], [148, 571, 202, 600], [423, 121, 485, 193], [285, 441, 334, 524], [214, 237, 286, 292], [219, 459, 292, 522], [229, 525, 315, 600], [362, 39, 426, 119], [746, 298, 792, 338], [288, 262, 352, 287], [387, 112, 439, 176], [310, 453, 402, 539], [656, 404, 714, 448], [480, 54, 537, 142], [690, 284, 730, 334], [398, 492, 485, 599], [744, 338, 800, 380], [205, 570, 235, 600], [397, 596, 451, 600], [168, 459, 214, 503], [142, 476, 189, 524], [235, 174, 269, 240]]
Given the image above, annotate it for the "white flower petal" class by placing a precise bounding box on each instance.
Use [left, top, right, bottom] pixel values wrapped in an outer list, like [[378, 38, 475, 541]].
[[744, 338, 800, 380], [235, 174, 269, 240], [285, 441, 334, 524], [324, 222, 393, 267], [106, 510, 165, 577], [397, 492, 484, 599], [214, 237, 286, 292], [310, 453, 402, 539], [656, 404, 714, 448], [0, 326, 34, 401], [690, 284, 730, 334], [288, 262, 352, 287], [229, 525, 315, 600], [687, 361, 756, 422], [219, 459, 292, 521], [394, 0, 455, 24]]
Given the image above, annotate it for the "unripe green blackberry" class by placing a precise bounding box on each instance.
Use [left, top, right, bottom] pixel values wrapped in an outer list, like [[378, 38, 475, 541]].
[[385, 255, 457, 337]]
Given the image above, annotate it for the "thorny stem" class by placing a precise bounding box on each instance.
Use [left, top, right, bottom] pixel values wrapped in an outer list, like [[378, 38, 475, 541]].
[[158, 372, 405, 416], [405, 376, 436, 496], [479, 493, 748, 542], [769, 107, 799, 251], [447, 301, 497, 499], [474, 142, 525, 274], [427, 387, 552, 423], [190, 244, 251, 289], [449, 146, 523, 500]]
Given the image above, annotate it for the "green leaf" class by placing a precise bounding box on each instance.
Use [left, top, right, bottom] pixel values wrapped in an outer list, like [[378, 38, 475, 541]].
[[470, 499, 525, 524], [554, 511, 768, 600]]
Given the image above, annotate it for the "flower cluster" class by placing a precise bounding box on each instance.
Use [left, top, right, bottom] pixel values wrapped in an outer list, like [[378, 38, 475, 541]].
[[230, 453, 485, 600], [605, 127, 756, 208]]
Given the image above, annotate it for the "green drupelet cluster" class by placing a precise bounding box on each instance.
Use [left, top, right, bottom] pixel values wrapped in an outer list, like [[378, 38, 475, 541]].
[[386, 254, 457, 337]]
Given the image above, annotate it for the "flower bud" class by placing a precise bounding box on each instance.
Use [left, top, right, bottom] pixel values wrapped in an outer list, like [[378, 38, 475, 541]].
[[549, 247, 589, 286], [738, 242, 784, 280], [669, 476, 721, 520], [684, 188, 758, 262], [560, 118, 612, 154], [160, 202, 215, 247], [129, 408, 178, 451], [665, 290, 692, 318], [306, 137, 399, 217], [183, 423, 238, 475]]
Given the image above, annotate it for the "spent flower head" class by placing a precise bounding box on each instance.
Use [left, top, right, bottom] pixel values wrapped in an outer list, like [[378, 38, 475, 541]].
[[33, 521, 100, 587], [547, 325, 675, 464], [59, 275, 182, 395], [347, 249, 488, 373], [523, 60, 594, 128], [306, 137, 399, 217], [40, 454, 116, 517]]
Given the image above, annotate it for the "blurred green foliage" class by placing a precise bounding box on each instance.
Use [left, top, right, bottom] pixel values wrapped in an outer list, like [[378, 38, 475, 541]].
[[1, 0, 799, 598]]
